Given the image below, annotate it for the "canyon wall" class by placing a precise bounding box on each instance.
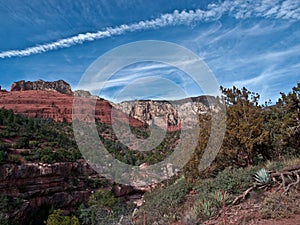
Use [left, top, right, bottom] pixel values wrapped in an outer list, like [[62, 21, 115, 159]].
[[0, 160, 106, 223], [116, 96, 214, 130]]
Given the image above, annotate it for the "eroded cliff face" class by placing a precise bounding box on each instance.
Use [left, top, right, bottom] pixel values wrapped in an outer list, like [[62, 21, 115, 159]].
[[0, 160, 106, 223], [116, 96, 213, 130], [0, 90, 144, 126], [10, 80, 73, 95], [3, 80, 215, 129]]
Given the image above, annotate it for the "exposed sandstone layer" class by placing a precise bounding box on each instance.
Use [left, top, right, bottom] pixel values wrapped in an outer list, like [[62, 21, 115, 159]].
[[0, 90, 144, 126], [4, 80, 216, 129], [116, 96, 214, 130]]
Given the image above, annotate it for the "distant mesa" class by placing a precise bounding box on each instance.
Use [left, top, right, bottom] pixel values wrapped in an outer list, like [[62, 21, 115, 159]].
[[2, 79, 215, 130], [0, 79, 145, 126], [10, 79, 73, 95]]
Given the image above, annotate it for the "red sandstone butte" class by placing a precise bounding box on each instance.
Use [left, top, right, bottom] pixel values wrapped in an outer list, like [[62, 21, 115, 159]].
[[0, 90, 144, 126]]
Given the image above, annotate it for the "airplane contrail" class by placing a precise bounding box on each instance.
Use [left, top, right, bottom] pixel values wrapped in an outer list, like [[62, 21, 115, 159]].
[[0, 0, 299, 59]]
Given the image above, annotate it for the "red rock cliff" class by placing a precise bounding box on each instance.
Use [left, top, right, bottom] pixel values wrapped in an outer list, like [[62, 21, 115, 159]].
[[0, 90, 144, 126]]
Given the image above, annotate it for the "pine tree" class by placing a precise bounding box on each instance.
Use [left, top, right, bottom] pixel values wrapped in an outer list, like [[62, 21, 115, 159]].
[[220, 86, 268, 166], [268, 83, 300, 158]]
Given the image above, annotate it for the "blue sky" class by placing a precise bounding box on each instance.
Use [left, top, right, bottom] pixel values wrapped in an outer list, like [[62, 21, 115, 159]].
[[0, 0, 299, 103]]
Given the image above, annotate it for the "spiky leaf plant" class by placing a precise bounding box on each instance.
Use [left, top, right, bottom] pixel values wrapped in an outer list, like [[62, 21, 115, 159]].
[[211, 190, 232, 207], [254, 168, 271, 186]]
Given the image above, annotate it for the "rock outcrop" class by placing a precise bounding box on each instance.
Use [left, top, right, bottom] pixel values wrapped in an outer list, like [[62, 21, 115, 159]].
[[116, 96, 214, 130], [0, 160, 107, 224], [3, 80, 216, 129], [74, 90, 93, 98], [0, 90, 144, 126], [10, 80, 73, 95]]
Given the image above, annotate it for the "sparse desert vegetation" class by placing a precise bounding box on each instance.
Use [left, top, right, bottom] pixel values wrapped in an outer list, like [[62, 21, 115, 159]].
[[0, 82, 299, 224]]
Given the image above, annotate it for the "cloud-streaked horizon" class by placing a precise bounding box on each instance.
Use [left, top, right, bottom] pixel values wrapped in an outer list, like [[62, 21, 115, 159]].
[[0, 0, 299, 104], [1, 0, 300, 59]]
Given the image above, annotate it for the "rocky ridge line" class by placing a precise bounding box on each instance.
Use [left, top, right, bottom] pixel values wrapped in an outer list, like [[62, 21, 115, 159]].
[[10, 79, 73, 95]]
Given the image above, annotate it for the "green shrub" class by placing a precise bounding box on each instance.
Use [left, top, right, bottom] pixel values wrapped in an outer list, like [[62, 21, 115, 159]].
[[0, 194, 18, 225], [79, 189, 133, 225], [193, 199, 215, 218], [192, 189, 232, 221], [45, 209, 80, 225], [0, 150, 6, 163], [15, 136, 29, 149], [8, 155, 20, 164], [140, 177, 191, 223], [190, 166, 260, 222], [194, 166, 259, 195], [211, 190, 232, 207]]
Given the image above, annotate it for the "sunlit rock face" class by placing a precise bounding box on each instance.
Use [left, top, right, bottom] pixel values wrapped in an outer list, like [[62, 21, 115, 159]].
[[0, 88, 144, 126], [116, 96, 214, 131], [10, 79, 73, 95]]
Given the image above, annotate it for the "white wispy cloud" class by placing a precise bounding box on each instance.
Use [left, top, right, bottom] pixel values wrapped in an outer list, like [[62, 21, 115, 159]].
[[230, 63, 300, 103], [232, 67, 276, 87], [233, 63, 300, 88], [0, 0, 299, 59], [77, 63, 178, 92]]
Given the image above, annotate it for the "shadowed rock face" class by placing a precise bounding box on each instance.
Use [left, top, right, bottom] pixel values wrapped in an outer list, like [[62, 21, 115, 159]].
[[0, 160, 107, 224], [10, 80, 73, 95]]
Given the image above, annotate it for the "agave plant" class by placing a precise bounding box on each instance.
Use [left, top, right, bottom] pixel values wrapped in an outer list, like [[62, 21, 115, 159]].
[[192, 199, 214, 218], [201, 200, 214, 217], [254, 168, 271, 186], [212, 190, 232, 206]]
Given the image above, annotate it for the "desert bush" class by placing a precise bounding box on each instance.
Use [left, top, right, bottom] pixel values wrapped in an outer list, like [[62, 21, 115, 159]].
[[15, 136, 29, 149], [45, 209, 80, 225], [194, 166, 259, 196], [192, 189, 232, 221], [79, 189, 133, 225], [259, 192, 299, 219], [139, 178, 191, 224]]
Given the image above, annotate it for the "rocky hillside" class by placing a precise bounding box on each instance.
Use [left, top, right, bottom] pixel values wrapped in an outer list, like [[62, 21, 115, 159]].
[[0, 106, 166, 225]]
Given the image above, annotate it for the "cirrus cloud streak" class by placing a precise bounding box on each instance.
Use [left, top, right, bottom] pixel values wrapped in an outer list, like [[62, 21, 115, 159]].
[[0, 0, 299, 59]]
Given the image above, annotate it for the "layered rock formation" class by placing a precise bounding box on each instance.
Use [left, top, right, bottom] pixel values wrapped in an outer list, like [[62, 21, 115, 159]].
[[10, 80, 73, 95], [0, 160, 106, 223], [116, 96, 214, 130], [0, 79, 220, 224], [0, 90, 144, 126], [3, 80, 216, 129]]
